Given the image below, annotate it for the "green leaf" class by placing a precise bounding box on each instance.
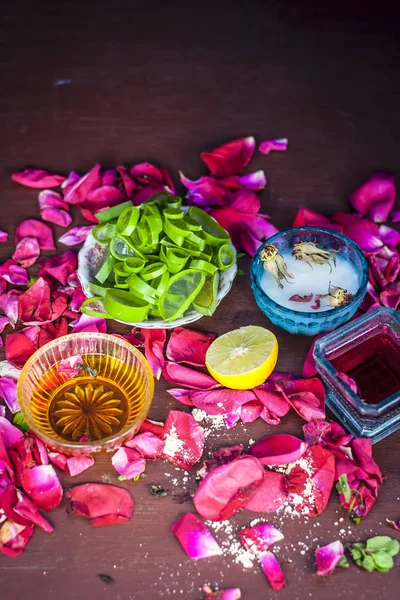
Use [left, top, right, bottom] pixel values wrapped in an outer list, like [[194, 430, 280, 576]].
[[372, 552, 394, 572], [336, 474, 352, 503], [118, 475, 127, 481], [350, 548, 363, 561], [97, 574, 115, 585], [351, 542, 365, 549], [338, 556, 349, 568], [12, 412, 29, 433], [237, 268, 245, 276], [366, 536, 399, 555], [360, 555, 375, 572]]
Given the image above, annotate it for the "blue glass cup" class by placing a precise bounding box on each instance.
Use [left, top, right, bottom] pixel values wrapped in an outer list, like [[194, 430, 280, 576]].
[[250, 227, 368, 335]]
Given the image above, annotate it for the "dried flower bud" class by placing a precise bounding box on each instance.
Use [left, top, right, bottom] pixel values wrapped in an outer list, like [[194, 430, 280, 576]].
[[292, 242, 337, 272], [260, 244, 294, 288], [320, 282, 354, 307]]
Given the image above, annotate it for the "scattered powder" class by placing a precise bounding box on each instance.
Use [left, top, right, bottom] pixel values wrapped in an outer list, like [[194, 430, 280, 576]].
[[248, 438, 255, 445], [162, 424, 184, 459], [206, 520, 257, 570]]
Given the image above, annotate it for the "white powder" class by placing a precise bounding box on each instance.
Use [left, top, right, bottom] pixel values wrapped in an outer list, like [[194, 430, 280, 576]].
[[162, 424, 184, 459]]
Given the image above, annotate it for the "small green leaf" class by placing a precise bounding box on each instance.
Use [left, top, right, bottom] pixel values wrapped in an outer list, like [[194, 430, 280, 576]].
[[361, 555, 375, 572], [351, 542, 365, 549], [237, 268, 245, 276], [366, 536, 399, 555], [350, 548, 363, 561], [372, 552, 394, 572], [12, 412, 29, 433], [338, 555, 349, 568], [118, 475, 127, 481], [351, 516, 361, 526], [336, 474, 351, 503], [386, 539, 400, 557], [97, 574, 114, 585]]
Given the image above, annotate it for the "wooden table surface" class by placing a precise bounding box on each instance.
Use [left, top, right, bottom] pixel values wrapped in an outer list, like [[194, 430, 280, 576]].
[[1, 1, 399, 598]]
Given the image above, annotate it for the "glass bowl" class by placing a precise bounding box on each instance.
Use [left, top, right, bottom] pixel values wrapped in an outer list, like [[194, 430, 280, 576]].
[[250, 227, 368, 335], [17, 332, 154, 455]]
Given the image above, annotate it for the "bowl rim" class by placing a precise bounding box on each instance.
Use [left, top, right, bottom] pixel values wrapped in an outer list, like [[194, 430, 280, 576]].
[[17, 332, 155, 452], [250, 226, 369, 319]]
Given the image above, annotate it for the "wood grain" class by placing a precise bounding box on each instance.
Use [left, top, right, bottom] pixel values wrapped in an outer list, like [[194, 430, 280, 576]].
[[0, 1, 399, 598]]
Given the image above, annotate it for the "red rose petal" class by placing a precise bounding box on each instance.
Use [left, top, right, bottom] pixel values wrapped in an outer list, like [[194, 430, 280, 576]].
[[259, 552, 286, 590], [162, 362, 219, 390], [41, 207, 72, 228], [20, 465, 62, 511], [5, 333, 37, 369], [289, 293, 313, 302], [349, 173, 395, 223], [111, 447, 146, 480], [63, 164, 101, 205], [292, 206, 342, 230], [58, 225, 94, 246], [315, 540, 345, 576], [0, 520, 34, 557], [139, 418, 164, 437], [226, 189, 261, 213], [201, 136, 256, 177], [166, 327, 216, 366], [11, 168, 65, 189], [66, 483, 134, 527], [15, 219, 55, 250], [1, 485, 53, 532], [240, 523, 284, 554], [161, 410, 205, 469], [18, 278, 52, 324], [302, 334, 325, 378], [244, 472, 287, 513], [117, 166, 136, 198], [12, 237, 40, 268], [125, 432, 164, 459], [141, 328, 166, 379], [48, 451, 94, 476], [193, 455, 265, 521], [249, 433, 308, 466], [259, 138, 288, 155], [171, 512, 222, 559], [39, 251, 77, 285]]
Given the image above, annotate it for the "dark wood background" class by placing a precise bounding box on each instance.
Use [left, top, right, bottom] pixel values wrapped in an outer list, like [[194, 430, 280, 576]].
[[1, 1, 399, 598]]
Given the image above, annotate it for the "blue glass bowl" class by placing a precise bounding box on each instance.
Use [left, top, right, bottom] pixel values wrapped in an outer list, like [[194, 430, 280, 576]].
[[250, 227, 368, 335]]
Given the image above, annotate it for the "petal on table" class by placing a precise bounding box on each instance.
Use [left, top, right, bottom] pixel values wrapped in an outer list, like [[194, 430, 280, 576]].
[[15, 219, 55, 250], [0, 377, 19, 413], [315, 540, 345, 576], [171, 512, 222, 559], [111, 447, 146, 480], [0, 230, 8, 242], [162, 362, 219, 390], [0, 519, 34, 557], [71, 313, 107, 333], [189, 389, 256, 416], [259, 552, 286, 590], [39, 251, 77, 285], [378, 224, 400, 247], [244, 471, 287, 513], [125, 432, 164, 459], [58, 225, 94, 246], [12, 237, 40, 268], [20, 464, 63, 511], [219, 171, 267, 191], [240, 523, 284, 553], [0, 260, 29, 286], [141, 329, 166, 379], [349, 172, 395, 223], [259, 137, 288, 155], [63, 163, 101, 205], [166, 327, 215, 367], [249, 433, 308, 466], [66, 483, 134, 527], [38, 189, 69, 211], [48, 450, 94, 476], [0, 415, 24, 447], [332, 213, 383, 253], [41, 207, 72, 228], [11, 168, 65, 189], [5, 333, 37, 369], [201, 136, 256, 177], [160, 410, 205, 469]]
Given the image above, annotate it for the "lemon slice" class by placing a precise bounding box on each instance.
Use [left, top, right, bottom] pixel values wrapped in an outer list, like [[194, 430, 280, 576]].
[[205, 326, 278, 389]]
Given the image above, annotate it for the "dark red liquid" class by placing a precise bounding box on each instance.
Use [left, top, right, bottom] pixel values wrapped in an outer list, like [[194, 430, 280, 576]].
[[331, 333, 400, 405]]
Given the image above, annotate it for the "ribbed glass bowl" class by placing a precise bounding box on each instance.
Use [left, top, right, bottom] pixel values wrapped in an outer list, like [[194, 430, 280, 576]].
[[250, 227, 368, 335], [17, 333, 154, 455]]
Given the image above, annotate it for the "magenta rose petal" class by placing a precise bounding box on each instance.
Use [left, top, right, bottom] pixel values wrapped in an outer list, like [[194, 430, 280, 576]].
[[380, 282, 400, 309], [204, 445, 244, 472], [0, 316, 11, 335], [38, 189, 69, 211], [166, 388, 194, 407], [141, 329, 166, 379], [292, 207, 340, 230], [111, 447, 146, 480], [315, 540, 345, 576], [125, 432, 164, 459], [57, 355, 84, 379], [202, 586, 242, 600], [249, 433, 308, 466], [2, 485, 53, 532], [41, 207, 72, 228], [166, 327, 216, 366], [48, 451, 94, 476], [226, 189, 261, 213], [39, 251, 77, 285], [251, 389, 290, 421], [0, 230, 8, 242], [349, 173, 395, 223], [66, 483, 134, 527], [63, 164, 101, 205], [378, 224, 400, 247], [58, 225, 94, 246], [15, 219, 55, 250], [386, 519, 400, 531], [180, 173, 228, 208], [20, 464, 63, 511], [11, 168, 65, 189], [332, 213, 383, 253], [190, 389, 255, 416], [161, 410, 205, 469], [193, 455, 265, 521], [171, 512, 222, 559], [116, 166, 136, 198], [391, 209, 400, 223], [239, 400, 263, 423], [5, 332, 37, 368], [12, 237, 41, 268], [162, 362, 219, 390], [71, 313, 107, 333], [244, 471, 287, 513], [259, 138, 288, 155], [0, 520, 34, 557], [201, 136, 256, 177], [302, 334, 325, 378], [0, 415, 24, 446], [219, 171, 267, 191], [259, 552, 286, 590], [289, 294, 313, 302], [0, 260, 29, 286], [0, 377, 19, 413], [240, 523, 284, 553]]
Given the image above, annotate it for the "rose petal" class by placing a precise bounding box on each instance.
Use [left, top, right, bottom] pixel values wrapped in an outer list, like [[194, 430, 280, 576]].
[[141, 329, 166, 379], [201, 136, 256, 177], [240, 523, 284, 554], [204, 445, 244, 472], [180, 173, 228, 208], [61, 170, 80, 191], [378, 224, 400, 247], [57, 355, 84, 379], [292, 207, 341, 230], [161, 410, 205, 469], [171, 512, 222, 559], [166, 327, 216, 367], [303, 419, 353, 460], [41, 207, 72, 228], [349, 173, 395, 223], [315, 540, 345, 576], [259, 552, 286, 590], [278, 378, 326, 422], [111, 447, 146, 480], [166, 388, 194, 407], [0, 520, 34, 557], [332, 213, 383, 252], [252, 388, 291, 419], [188, 389, 255, 416], [11, 169, 65, 189], [1, 485, 53, 532], [63, 164, 101, 205], [12, 237, 40, 268], [18, 278, 51, 324], [0, 377, 19, 413], [391, 209, 400, 223], [117, 166, 136, 198], [302, 334, 325, 378], [259, 138, 288, 155], [38, 189, 69, 211], [219, 171, 267, 191], [162, 362, 219, 390], [58, 225, 94, 246], [249, 433, 308, 466], [307, 446, 336, 516], [193, 455, 265, 521], [239, 400, 263, 423], [386, 519, 400, 531], [85, 186, 125, 213], [48, 451, 94, 476], [66, 483, 134, 527], [244, 471, 287, 513], [0, 416, 24, 447], [139, 418, 164, 437], [125, 432, 164, 459], [130, 162, 175, 192], [0, 230, 8, 242], [226, 189, 261, 213], [0, 260, 29, 286], [289, 294, 313, 302], [71, 313, 107, 333], [20, 464, 62, 511], [39, 251, 77, 285], [0, 316, 11, 335], [380, 281, 400, 309], [15, 219, 55, 250], [5, 333, 37, 369], [202, 586, 241, 600]]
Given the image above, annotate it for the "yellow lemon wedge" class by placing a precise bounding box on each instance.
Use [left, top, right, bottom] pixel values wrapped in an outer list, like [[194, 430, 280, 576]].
[[205, 326, 278, 390]]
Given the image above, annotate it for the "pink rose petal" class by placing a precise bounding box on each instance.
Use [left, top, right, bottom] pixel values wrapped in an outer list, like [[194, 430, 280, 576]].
[[0, 416, 24, 447], [289, 293, 313, 302], [1, 485, 53, 532], [166, 387, 194, 407], [226, 189, 261, 213], [0, 260, 29, 286], [244, 471, 287, 513], [391, 209, 400, 223], [332, 213, 383, 253], [202, 586, 241, 600], [12, 237, 40, 268], [260, 552, 286, 590], [292, 206, 341, 230], [166, 327, 216, 366], [139, 418, 164, 437], [41, 207, 72, 228], [15, 219, 55, 250], [180, 173, 228, 208], [39, 251, 77, 285], [57, 355, 84, 379], [5, 333, 37, 369], [259, 137, 288, 155], [58, 225, 94, 246], [380, 281, 400, 309], [48, 451, 94, 476], [111, 447, 146, 480], [63, 164, 101, 205], [0, 377, 19, 413], [386, 519, 400, 531], [240, 523, 284, 553], [141, 329, 166, 379], [201, 136, 256, 177], [239, 400, 263, 423], [349, 173, 395, 223], [378, 224, 400, 247], [0, 230, 8, 242], [20, 464, 62, 511], [249, 433, 308, 466], [161, 410, 205, 469], [11, 168, 65, 189], [71, 313, 107, 333], [66, 483, 134, 527], [0, 520, 34, 557], [0, 316, 11, 335], [38, 189, 69, 211], [162, 362, 219, 390], [171, 512, 222, 559], [315, 540, 345, 576], [125, 432, 164, 459], [188, 389, 255, 416], [193, 455, 265, 521], [219, 171, 267, 191]]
